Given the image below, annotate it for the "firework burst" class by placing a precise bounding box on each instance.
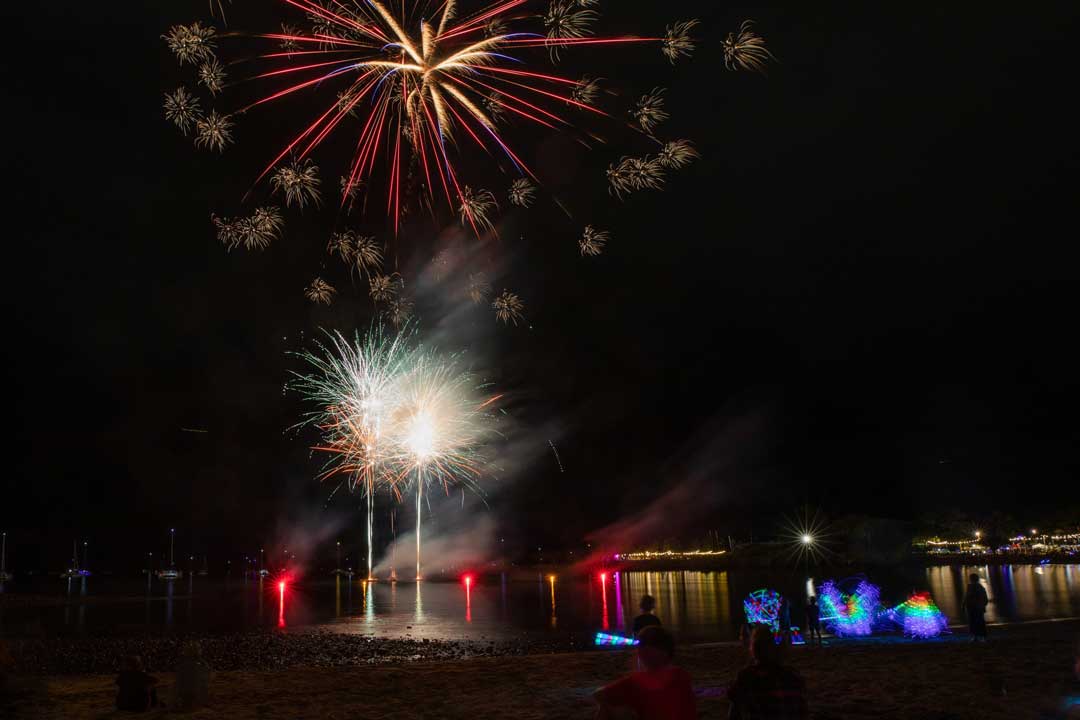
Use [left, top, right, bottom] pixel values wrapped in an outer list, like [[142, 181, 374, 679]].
[[458, 187, 498, 235], [388, 296, 415, 327], [212, 206, 283, 251], [466, 273, 492, 304], [606, 155, 665, 199], [198, 58, 227, 95], [369, 273, 400, 303], [631, 88, 669, 134], [579, 225, 608, 256], [658, 139, 699, 169], [662, 20, 699, 63], [723, 20, 775, 74], [305, 277, 337, 304], [271, 157, 322, 210], [163, 23, 216, 65], [544, 0, 598, 58], [570, 76, 603, 106], [194, 110, 234, 152], [507, 178, 537, 208], [163, 87, 201, 135], [493, 290, 525, 325]]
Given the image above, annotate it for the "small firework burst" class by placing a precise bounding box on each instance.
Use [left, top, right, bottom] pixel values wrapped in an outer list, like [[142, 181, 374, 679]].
[[279, 22, 302, 52], [484, 18, 509, 38], [483, 94, 507, 125], [212, 206, 283, 251], [458, 187, 498, 235], [194, 110, 234, 152], [507, 178, 537, 208], [305, 277, 336, 304], [570, 76, 603, 106], [251, 206, 284, 242], [658, 139, 700, 169], [327, 230, 353, 262], [211, 214, 241, 250], [271, 157, 322, 209], [493, 290, 525, 325], [662, 19, 699, 63], [544, 0, 597, 59], [369, 273, 399, 303], [163, 22, 216, 65], [388, 296, 414, 327], [336, 89, 361, 119], [351, 234, 383, 277], [606, 155, 665, 198], [723, 20, 775, 74], [577, 0, 600, 6], [579, 225, 608, 256], [163, 87, 201, 135], [198, 58, 226, 95], [631, 88, 669, 134], [466, 273, 492, 304]]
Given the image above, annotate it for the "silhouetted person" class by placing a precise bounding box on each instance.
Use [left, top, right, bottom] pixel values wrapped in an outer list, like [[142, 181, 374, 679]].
[[594, 626, 696, 720], [728, 625, 808, 719], [962, 573, 989, 641], [632, 594, 662, 636], [804, 596, 822, 646], [777, 597, 792, 645], [174, 641, 210, 710], [115, 655, 159, 712]]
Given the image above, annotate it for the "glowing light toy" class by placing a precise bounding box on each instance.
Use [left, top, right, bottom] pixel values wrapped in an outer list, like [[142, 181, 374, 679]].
[[743, 588, 782, 631], [817, 579, 881, 637], [889, 592, 949, 638], [595, 632, 638, 646]]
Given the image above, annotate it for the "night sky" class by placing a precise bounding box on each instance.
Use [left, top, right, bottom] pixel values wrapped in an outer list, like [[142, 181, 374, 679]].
[[5, 2, 1079, 570]]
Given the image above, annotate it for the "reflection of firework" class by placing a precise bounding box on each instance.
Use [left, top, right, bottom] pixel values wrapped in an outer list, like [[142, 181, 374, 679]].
[[493, 290, 525, 325], [724, 20, 775, 74]]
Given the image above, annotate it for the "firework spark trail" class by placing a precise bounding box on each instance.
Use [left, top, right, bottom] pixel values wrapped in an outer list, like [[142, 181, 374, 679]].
[[724, 20, 776, 74]]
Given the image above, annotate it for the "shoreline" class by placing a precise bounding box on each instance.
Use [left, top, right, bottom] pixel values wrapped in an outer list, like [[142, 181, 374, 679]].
[[6, 619, 1078, 719]]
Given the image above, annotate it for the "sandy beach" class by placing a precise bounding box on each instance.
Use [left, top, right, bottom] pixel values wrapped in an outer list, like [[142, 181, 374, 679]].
[[5, 619, 1077, 719]]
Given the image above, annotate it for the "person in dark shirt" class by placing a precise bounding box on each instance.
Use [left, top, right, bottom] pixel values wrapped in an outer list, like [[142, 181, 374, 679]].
[[115, 655, 160, 713], [804, 596, 822, 646], [632, 594, 662, 636], [728, 625, 808, 719], [777, 597, 792, 645], [594, 625, 696, 720], [962, 573, 990, 641]]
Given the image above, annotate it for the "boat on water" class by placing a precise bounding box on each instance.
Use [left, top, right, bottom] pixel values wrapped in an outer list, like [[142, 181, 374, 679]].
[[155, 528, 183, 580], [0, 532, 12, 582]]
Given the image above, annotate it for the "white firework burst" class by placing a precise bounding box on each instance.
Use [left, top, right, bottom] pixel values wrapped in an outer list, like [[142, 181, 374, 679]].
[[493, 290, 525, 325], [279, 23, 303, 52], [250, 206, 284, 244], [662, 19, 700, 63], [305, 277, 336, 304], [351, 234, 383, 277], [579, 225, 608, 256], [723, 20, 776, 74], [194, 110, 234, 152], [484, 18, 509, 38], [631, 88, 669, 134], [163, 22, 216, 65], [466, 273, 492, 304], [507, 178, 537, 208], [198, 58, 226, 95], [271, 157, 322, 209], [458, 187, 498, 234], [658, 139, 700, 169], [163, 87, 201, 135]]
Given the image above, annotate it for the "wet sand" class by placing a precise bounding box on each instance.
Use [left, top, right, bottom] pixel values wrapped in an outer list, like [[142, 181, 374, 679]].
[[5, 620, 1078, 719]]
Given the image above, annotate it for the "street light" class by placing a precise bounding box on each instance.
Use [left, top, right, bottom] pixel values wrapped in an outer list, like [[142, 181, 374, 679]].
[[801, 534, 814, 577]]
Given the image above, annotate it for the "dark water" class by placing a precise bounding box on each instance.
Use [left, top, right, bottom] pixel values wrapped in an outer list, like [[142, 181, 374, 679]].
[[2, 564, 1078, 642]]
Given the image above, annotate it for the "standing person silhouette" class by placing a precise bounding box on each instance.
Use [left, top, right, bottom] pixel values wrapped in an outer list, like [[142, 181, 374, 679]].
[[962, 573, 990, 642], [633, 594, 662, 636], [804, 596, 822, 646]]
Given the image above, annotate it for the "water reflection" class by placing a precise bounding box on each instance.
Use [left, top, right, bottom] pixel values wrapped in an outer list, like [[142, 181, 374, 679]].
[[924, 564, 1080, 624]]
